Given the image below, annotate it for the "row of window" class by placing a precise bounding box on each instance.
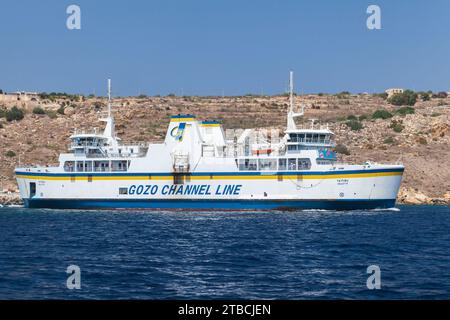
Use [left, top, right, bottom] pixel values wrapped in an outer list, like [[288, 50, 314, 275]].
[[288, 133, 331, 144], [71, 137, 136, 155], [64, 160, 130, 172], [237, 158, 312, 171], [72, 137, 105, 148]]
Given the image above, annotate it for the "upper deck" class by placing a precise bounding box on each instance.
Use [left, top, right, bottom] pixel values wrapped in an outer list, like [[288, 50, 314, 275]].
[[15, 73, 399, 177]]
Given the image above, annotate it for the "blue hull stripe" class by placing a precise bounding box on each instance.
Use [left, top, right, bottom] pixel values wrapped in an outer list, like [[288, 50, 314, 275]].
[[24, 198, 397, 210], [16, 168, 404, 178]]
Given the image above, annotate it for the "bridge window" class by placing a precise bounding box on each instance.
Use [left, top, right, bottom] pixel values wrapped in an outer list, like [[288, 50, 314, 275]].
[[319, 134, 326, 143], [72, 137, 103, 148], [94, 161, 110, 172], [278, 158, 287, 170], [87, 149, 103, 156], [299, 134, 305, 142], [76, 161, 84, 172], [288, 158, 297, 170], [290, 133, 308, 143], [289, 133, 331, 145], [313, 134, 319, 142], [112, 160, 128, 172], [64, 161, 75, 172], [298, 158, 311, 170], [290, 134, 298, 142], [258, 159, 277, 171], [238, 159, 257, 171], [84, 161, 93, 172]]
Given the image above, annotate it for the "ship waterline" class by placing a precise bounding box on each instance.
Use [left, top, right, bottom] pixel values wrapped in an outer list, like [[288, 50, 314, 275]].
[[15, 74, 404, 210]]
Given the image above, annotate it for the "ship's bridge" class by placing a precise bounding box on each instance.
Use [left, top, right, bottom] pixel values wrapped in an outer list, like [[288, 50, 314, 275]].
[[285, 128, 335, 151], [69, 130, 108, 157], [284, 120, 337, 163]]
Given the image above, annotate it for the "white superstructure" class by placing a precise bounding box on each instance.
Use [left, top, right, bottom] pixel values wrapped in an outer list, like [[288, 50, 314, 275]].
[[15, 74, 404, 210]]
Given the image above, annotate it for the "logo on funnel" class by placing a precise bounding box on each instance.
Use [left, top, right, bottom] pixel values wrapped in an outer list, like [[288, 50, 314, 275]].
[[170, 122, 186, 141]]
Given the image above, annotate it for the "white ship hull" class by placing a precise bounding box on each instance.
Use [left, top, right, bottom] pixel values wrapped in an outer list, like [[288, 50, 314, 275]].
[[15, 166, 403, 210]]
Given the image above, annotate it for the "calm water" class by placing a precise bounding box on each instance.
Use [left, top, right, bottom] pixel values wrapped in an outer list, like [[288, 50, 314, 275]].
[[0, 205, 449, 299]]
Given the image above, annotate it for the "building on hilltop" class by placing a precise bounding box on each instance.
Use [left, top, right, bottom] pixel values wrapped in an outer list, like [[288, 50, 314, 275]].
[[0, 91, 39, 103], [385, 88, 404, 98]]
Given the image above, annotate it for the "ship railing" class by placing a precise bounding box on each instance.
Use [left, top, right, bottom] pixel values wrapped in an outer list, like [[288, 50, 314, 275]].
[[84, 154, 109, 158], [17, 163, 60, 168], [117, 141, 150, 148], [291, 123, 331, 131], [83, 152, 147, 158], [16, 164, 61, 172], [72, 128, 102, 136], [69, 142, 106, 149], [69, 141, 149, 148], [288, 137, 332, 143], [105, 152, 147, 158], [287, 140, 335, 146], [16, 165, 38, 169]]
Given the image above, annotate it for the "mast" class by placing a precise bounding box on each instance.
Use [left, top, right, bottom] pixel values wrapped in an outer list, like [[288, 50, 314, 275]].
[[289, 71, 294, 115], [107, 78, 111, 118], [101, 78, 116, 144], [286, 71, 304, 131]]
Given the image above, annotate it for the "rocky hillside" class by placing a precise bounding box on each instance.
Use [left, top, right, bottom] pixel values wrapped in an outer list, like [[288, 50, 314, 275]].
[[1, 93, 449, 205]]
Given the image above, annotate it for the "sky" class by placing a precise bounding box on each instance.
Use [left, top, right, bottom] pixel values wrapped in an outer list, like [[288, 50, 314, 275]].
[[1, 0, 450, 96]]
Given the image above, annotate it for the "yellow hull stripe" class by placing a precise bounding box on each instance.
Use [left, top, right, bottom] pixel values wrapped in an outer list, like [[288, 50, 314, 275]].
[[16, 171, 402, 181], [170, 118, 195, 122]]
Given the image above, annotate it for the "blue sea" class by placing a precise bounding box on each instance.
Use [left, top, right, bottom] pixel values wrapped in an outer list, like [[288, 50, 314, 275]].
[[0, 205, 449, 300]]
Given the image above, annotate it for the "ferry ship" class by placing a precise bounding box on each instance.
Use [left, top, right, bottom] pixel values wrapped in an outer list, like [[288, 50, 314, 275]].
[[15, 73, 404, 210]]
